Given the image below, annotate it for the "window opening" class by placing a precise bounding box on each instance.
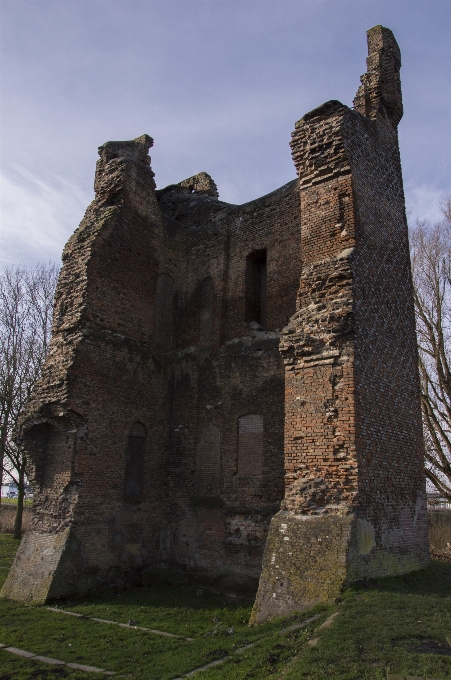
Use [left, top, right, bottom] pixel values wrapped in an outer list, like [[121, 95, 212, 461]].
[[124, 422, 147, 504], [24, 422, 51, 488], [245, 249, 267, 326]]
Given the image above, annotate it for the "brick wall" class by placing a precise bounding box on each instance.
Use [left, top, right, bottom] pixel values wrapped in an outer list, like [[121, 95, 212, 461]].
[[251, 27, 428, 624], [2, 26, 427, 617]]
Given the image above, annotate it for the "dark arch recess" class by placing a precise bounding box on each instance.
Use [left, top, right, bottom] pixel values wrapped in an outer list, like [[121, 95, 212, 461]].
[[123, 422, 147, 504]]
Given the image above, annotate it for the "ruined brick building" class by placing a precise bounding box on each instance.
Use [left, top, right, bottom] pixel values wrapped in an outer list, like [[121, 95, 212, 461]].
[[2, 26, 429, 622]]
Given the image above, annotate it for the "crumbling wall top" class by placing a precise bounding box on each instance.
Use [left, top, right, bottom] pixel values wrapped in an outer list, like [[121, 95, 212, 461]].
[[353, 25, 403, 127], [97, 134, 153, 166], [179, 171, 219, 199]]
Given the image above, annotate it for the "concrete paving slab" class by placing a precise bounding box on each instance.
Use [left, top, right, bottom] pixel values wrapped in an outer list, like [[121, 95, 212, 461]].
[[319, 612, 339, 629], [66, 662, 107, 672], [32, 655, 65, 665], [279, 614, 321, 634], [4, 646, 35, 658], [184, 657, 228, 676], [147, 628, 183, 638], [235, 643, 257, 653], [47, 606, 192, 640], [47, 607, 83, 617], [116, 622, 187, 639]]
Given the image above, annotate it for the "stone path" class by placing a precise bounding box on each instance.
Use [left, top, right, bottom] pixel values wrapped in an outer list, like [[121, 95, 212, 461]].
[[13, 609, 442, 680], [46, 606, 194, 641], [0, 642, 113, 674], [171, 613, 322, 679]]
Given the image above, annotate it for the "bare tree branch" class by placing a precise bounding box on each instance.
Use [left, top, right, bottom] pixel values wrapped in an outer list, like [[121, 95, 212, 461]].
[[0, 262, 59, 537], [411, 195, 451, 500]]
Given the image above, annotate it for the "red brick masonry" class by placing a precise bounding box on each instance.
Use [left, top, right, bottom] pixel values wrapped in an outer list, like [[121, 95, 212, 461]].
[[2, 26, 428, 622]]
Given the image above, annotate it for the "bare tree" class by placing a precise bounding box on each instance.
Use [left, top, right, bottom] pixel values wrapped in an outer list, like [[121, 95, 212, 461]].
[[410, 195, 451, 501], [0, 262, 59, 537]]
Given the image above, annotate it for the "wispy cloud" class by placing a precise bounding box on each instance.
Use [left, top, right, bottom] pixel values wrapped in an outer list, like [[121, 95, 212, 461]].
[[0, 166, 92, 268], [405, 182, 445, 226], [1, 1, 449, 266]]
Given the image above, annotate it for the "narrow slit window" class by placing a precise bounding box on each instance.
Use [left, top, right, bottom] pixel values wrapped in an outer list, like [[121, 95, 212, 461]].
[[245, 250, 267, 326], [124, 422, 147, 504], [24, 422, 51, 489]]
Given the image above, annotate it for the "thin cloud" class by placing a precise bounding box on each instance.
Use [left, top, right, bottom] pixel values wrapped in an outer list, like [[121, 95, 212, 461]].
[[1, 1, 449, 266], [405, 183, 446, 226], [0, 166, 92, 268]]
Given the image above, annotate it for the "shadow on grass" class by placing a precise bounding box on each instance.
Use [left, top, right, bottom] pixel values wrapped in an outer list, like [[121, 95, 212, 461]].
[[350, 560, 451, 598]]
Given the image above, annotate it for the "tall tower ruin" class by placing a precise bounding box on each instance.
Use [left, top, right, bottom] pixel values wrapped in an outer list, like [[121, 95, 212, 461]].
[[251, 25, 427, 622], [2, 26, 428, 619]]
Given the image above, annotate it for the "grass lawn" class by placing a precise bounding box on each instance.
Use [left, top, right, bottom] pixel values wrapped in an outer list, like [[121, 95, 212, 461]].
[[0, 499, 33, 507], [0, 533, 450, 679]]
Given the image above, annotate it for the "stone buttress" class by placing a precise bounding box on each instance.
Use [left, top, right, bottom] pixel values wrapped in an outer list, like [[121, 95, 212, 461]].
[[1, 135, 164, 602]]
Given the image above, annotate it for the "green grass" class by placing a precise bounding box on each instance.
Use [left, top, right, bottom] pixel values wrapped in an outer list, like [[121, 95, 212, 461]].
[[0, 498, 33, 507], [0, 533, 450, 679]]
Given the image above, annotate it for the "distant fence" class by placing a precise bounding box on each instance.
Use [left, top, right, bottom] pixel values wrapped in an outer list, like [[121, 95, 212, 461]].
[[427, 494, 451, 511], [0, 504, 32, 534]]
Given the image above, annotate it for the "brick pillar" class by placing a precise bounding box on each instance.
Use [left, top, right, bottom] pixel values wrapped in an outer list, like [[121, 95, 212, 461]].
[[251, 28, 428, 624], [1, 135, 163, 604]]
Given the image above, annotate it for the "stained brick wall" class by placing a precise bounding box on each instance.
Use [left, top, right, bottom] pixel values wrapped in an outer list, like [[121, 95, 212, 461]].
[[251, 27, 427, 623], [2, 26, 428, 616], [195, 424, 221, 495], [238, 415, 264, 476], [198, 277, 215, 349], [154, 273, 176, 348]]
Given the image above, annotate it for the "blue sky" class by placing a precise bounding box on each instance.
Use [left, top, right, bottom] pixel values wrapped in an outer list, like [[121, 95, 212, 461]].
[[1, 0, 450, 268]]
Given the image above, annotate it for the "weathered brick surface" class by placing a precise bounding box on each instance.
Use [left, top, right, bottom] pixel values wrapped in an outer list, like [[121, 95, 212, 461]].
[[2, 25, 428, 618], [251, 27, 427, 623]]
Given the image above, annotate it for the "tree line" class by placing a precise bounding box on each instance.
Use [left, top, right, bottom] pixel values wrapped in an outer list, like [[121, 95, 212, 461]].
[[0, 263, 59, 537], [1, 196, 450, 538]]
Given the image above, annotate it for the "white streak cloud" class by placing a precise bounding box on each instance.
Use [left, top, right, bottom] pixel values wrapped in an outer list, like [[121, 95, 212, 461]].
[[0, 166, 92, 268], [405, 183, 445, 226]]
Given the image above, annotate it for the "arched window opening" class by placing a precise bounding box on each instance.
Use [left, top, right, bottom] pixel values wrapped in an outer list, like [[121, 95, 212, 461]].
[[124, 422, 147, 504], [245, 250, 267, 327], [154, 273, 175, 348], [23, 422, 51, 488], [238, 414, 264, 476], [195, 423, 220, 495], [199, 277, 214, 349]]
